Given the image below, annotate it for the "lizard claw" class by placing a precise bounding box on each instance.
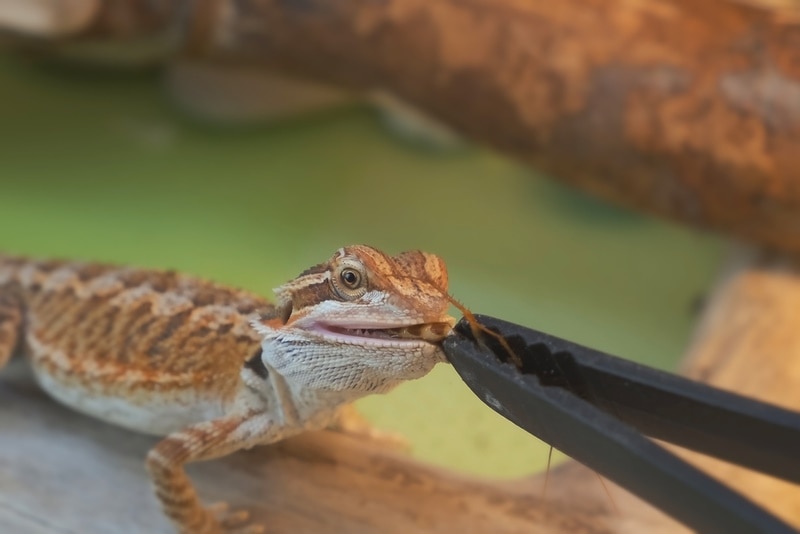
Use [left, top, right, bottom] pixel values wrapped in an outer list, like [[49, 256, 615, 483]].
[[231, 527, 266, 534], [207, 502, 264, 533]]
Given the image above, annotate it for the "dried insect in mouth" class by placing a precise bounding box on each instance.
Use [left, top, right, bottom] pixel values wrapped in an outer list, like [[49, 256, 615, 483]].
[[446, 294, 524, 368]]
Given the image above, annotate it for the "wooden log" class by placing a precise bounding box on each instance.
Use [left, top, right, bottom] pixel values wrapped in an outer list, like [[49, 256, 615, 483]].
[[4, 1, 800, 250], [1, 247, 798, 532], [0, 355, 679, 534], [673, 247, 800, 526], [191, 0, 800, 253]]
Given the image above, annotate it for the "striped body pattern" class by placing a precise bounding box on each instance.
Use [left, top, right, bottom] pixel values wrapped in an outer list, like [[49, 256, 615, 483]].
[[0, 246, 455, 533]]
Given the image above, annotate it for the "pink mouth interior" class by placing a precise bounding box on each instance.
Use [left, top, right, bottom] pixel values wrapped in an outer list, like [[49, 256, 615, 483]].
[[318, 322, 452, 343]]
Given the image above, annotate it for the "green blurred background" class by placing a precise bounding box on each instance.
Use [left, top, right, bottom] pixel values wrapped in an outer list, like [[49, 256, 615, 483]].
[[0, 55, 724, 478]]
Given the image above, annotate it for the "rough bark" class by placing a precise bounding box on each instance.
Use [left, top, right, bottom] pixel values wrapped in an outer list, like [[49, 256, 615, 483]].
[[193, 0, 800, 253], [3, 0, 800, 250]]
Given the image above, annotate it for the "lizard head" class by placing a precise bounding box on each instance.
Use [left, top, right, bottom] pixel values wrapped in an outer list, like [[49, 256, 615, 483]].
[[253, 245, 456, 400]]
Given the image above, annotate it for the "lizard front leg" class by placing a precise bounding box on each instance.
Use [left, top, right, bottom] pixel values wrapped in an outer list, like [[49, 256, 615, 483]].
[[0, 286, 22, 370], [146, 411, 279, 534]]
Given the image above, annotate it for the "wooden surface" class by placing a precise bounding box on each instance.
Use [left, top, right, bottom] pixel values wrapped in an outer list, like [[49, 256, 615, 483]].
[[2, 247, 799, 532], [0, 355, 682, 534], [674, 247, 800, 525]]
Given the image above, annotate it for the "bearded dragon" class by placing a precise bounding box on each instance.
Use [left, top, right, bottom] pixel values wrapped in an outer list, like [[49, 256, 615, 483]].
[[0, 245, 456, 533]]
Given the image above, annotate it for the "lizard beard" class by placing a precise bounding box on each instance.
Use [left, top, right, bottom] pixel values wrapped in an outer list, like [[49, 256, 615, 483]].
[[260, 331, 443, 404]]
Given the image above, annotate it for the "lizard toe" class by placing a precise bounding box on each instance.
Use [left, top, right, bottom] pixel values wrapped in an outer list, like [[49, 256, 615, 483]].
[[230, 526, 266, 534], [208, 502, 255, 530]]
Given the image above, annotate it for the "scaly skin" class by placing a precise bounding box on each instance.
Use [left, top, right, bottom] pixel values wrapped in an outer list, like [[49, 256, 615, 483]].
[[0, 246, 455, 533]]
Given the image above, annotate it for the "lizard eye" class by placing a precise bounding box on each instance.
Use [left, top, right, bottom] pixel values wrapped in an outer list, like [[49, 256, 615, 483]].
[[331, 262, 368, 300], [341, 268, 361, 288]]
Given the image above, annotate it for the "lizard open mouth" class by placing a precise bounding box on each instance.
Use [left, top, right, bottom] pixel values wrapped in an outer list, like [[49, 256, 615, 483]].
[[323, 322, 453, 344]]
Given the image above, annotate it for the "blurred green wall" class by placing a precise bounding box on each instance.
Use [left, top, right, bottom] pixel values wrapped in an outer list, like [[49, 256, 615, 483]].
[[0, 56, 723, 478]]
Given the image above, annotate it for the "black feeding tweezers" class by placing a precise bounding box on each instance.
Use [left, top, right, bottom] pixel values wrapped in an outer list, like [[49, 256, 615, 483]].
[[441, 315, 800, 534]]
